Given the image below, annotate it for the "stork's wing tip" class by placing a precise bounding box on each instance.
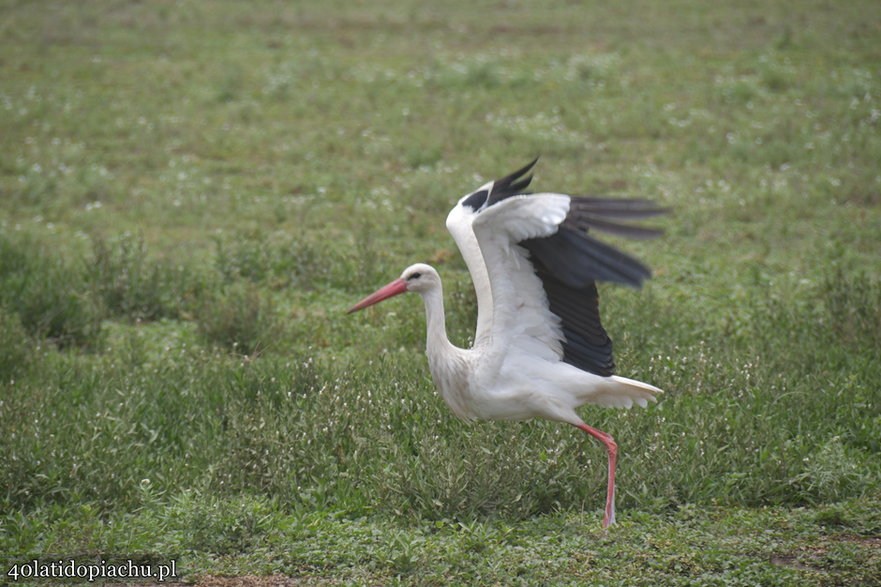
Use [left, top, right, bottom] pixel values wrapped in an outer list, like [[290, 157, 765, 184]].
[[487, 158, 541, 206]]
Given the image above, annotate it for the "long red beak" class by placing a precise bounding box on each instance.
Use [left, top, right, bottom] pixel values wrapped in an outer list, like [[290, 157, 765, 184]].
[[347, 278, 408, 314]]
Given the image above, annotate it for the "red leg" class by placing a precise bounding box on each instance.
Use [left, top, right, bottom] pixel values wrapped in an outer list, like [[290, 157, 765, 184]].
[[572, 422, 618, 528]]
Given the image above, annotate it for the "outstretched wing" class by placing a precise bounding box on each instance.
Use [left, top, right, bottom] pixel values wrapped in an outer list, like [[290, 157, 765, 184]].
[[445, 158, 540, 348], [463, 161, 664, 376]]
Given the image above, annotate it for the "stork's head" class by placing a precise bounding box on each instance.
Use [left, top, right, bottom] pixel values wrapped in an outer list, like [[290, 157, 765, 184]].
[[347, 263, 439, 313]]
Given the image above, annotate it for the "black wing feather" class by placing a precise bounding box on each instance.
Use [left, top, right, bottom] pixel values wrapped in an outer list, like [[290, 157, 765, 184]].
[[486, 156, 539, 206], [566, 196, 668, 219], [524, 227, 652, 289], [532, 264, 615, 376]]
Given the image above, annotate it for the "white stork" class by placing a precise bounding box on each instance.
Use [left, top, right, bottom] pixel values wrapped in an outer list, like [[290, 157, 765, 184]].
[[348, 159, 665, 528]]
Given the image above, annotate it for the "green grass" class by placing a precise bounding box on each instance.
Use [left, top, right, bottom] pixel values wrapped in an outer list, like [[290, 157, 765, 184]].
[[2, 0, 880, 584]]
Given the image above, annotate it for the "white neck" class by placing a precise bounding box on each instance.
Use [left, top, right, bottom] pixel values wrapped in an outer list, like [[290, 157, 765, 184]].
[[418, 280, 474, 421], [420, 284, 458, 357]]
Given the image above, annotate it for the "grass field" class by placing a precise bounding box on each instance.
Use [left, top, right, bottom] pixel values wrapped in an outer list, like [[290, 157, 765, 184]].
[[2, 0, 880, 584]]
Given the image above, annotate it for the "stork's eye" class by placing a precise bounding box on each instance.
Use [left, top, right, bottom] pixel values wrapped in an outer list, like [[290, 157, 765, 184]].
[[407, 272, 422, 281]]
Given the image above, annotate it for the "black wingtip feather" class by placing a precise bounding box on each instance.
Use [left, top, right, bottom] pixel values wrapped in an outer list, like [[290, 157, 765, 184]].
[[569, 197, 669, 218], [564, 196, 668, 240], [524, 228, 652, 289], [575, 218, 665, 240], [487, 157, 540, 205]]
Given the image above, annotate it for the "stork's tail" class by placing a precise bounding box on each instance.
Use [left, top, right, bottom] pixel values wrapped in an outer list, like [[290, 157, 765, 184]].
[[589, 375, 663, 409]]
